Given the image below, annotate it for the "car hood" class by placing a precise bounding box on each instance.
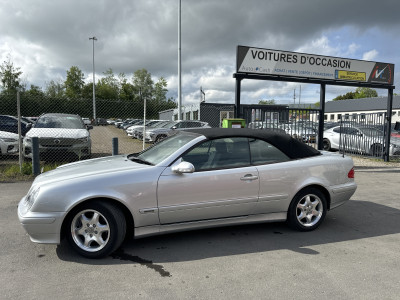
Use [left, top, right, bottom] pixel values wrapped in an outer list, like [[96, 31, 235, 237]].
[[0, 131, 19, 139], [33, 155, 152, 186], [26, 128, 89, 139]]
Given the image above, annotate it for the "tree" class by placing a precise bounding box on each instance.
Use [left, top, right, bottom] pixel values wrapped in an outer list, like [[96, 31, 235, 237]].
[[96, 68, 119, 99], [258, 99, 276, 105], [44, 77, 65, 97], [24, 84, 46, 98], [0, 55, 23, 92], [354, 87, 378, 98], [65, 66, 85, 98], [118, 73, 136, 100], [153, 77, 168, 103], [132, 69, 153, 101], [333, 91, 357, 100], [333, 88, 378, 100]]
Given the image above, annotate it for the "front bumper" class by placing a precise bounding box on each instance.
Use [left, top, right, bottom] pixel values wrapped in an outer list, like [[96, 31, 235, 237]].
[[18, 198, 65, 244], [23, 142, 91, 158], [1, 141, 19, 154]]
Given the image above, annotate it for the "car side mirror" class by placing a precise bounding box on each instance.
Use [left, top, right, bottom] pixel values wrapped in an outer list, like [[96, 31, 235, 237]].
[[172, 161, 195, 173], [87, 125, 93, 130], [26, 123, 32, 129]]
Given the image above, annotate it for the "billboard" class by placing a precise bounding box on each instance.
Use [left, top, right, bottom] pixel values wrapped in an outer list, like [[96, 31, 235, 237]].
[[237, 46, 395, 85]]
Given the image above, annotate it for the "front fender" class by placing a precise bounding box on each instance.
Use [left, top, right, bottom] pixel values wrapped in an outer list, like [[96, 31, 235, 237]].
[[30, 167, 165, 229]]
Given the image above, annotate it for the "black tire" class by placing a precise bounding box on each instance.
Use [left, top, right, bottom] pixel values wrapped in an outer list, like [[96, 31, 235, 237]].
[[323, 139, 331, 151], [155, 135, 166, 143], [286, 187, 327, 232], [65, 200, 126, 259], [370, 144, 383, 157]]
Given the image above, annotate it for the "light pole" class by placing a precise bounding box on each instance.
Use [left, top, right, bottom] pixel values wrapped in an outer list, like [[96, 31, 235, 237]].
[[178, 0, 182, 120], [89, 37, 97, 125]]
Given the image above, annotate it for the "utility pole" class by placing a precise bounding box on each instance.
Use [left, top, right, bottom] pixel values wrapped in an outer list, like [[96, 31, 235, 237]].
[[89, 37, 97, 125], [293, 89, 296, 105], [299, 85, 301, 104], [178, 0, 182, 120]]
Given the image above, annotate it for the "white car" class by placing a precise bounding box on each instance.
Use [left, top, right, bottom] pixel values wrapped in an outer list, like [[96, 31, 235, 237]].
[[82, 118, 91, 125], [0, 131, 19, 156], [23, 113, 92, 159]]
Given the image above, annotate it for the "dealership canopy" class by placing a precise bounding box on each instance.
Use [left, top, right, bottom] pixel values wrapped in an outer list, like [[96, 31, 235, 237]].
[[236, 46, 395, 85], [233, 45, 395, 161]]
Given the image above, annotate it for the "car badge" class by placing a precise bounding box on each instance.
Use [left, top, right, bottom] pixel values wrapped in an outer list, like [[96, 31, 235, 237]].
[[54, 139, 61, 145]]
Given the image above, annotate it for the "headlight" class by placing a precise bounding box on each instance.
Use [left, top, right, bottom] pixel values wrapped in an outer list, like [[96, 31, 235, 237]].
[[0, 138, 17, 142], [77, 137, 89, 143], [24, 186, 40, 211]]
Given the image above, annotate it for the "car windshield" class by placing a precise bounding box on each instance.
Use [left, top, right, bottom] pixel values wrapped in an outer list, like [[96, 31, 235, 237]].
[[35, 115, 85, 129], [359, 127, 384, 136], [134, 133, 197, 165]]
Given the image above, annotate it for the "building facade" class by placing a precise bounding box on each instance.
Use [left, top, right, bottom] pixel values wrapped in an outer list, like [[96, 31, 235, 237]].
[[324, 96, 400, 123]]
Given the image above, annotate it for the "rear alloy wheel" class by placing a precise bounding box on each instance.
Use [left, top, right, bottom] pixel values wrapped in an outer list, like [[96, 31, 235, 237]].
[[323, 139, 331, 151], [287, 188, 327, 232], [65, 201, 126, 258]]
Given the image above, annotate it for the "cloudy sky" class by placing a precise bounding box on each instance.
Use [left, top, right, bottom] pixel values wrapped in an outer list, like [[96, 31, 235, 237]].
[[1, 0, 399, 105]]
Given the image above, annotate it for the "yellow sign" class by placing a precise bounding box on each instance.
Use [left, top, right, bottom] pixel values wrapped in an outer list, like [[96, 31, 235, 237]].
[[335, 70, 366, 81]]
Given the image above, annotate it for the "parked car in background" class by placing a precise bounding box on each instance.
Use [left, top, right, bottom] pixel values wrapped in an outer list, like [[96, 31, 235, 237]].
[[323, 125, 400, 156], [23, 113, 92, 159], [122, 119, 142, 131], [279, 123, 316, 143], [132, 120, 170, 139], [150, 120, 210, 142], [17, 128, 356, 258], [0, 115, 32, 136], [107, 119, 115, 125], [82, 118, 91, 125], [96, 118, 108, 126], [0, 131, 19, 156]]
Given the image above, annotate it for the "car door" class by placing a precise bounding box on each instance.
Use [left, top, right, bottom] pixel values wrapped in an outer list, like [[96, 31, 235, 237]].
[[248, 138, 295, 213], [157, 137, 260, 224]]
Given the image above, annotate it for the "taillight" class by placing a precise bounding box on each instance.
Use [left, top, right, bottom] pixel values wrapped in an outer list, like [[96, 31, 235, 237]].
[[348, 167, 354, 178]]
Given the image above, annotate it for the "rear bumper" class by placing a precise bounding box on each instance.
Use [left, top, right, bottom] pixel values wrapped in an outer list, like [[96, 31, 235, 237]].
[[329, 181, 357, 210], [18, 198, 64, 244]]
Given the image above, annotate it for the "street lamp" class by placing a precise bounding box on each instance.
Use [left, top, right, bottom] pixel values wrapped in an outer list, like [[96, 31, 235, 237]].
[[89, 36, 97, 125]]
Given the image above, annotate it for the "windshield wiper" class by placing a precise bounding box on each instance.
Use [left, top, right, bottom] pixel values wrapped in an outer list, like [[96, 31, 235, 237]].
[[128, 156, 153, 165]]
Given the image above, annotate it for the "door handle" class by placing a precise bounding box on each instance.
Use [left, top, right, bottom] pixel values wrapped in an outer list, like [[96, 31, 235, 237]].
[[240, 174, 258, 181]]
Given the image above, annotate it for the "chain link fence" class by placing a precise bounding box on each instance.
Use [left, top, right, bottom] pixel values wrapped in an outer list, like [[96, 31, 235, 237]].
[[0, 93, 178, 169]]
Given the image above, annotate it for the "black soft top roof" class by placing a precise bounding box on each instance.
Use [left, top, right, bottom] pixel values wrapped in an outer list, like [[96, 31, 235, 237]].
[[183, 128, 321, 160]]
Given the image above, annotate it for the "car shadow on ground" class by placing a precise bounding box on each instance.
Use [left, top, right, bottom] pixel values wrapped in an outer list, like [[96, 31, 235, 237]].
[[56, 199, 400, 275]]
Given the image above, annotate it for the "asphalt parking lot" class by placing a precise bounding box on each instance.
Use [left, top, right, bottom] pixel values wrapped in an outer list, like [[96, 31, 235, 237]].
[[1, 165, 400, 299]]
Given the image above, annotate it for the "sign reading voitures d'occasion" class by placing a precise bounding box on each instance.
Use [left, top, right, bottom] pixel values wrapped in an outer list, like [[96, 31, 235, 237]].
[[237, 46, 395, 85]]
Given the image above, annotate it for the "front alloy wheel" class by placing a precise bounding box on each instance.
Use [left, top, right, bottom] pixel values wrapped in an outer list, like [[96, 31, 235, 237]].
[[65, 201, 126, 258], [287, 188, 327, 231]]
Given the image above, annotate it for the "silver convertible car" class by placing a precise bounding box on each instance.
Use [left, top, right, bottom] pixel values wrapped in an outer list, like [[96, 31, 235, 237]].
[[18, 128, 357, 258]]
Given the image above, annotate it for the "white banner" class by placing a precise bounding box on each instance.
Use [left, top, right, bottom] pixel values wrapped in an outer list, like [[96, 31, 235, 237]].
[[237, 46, 394, 85]]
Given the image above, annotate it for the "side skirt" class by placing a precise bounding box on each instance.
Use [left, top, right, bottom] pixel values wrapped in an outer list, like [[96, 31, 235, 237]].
[[134, 212, 287, 239]]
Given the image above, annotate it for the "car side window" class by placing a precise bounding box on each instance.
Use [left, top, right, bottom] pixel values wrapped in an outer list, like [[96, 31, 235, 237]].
[[333, 127, 341, 133], [249, 139, 289, 165], [182, 137, 250, 171]]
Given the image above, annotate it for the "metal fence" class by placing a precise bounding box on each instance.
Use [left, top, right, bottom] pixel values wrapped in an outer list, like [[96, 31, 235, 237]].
[[241, 105, 320, 147], [337, 112, 400, 159]]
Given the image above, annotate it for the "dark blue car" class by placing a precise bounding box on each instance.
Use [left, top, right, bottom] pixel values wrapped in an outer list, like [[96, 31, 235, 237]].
[[0, 115, 32, 136]]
